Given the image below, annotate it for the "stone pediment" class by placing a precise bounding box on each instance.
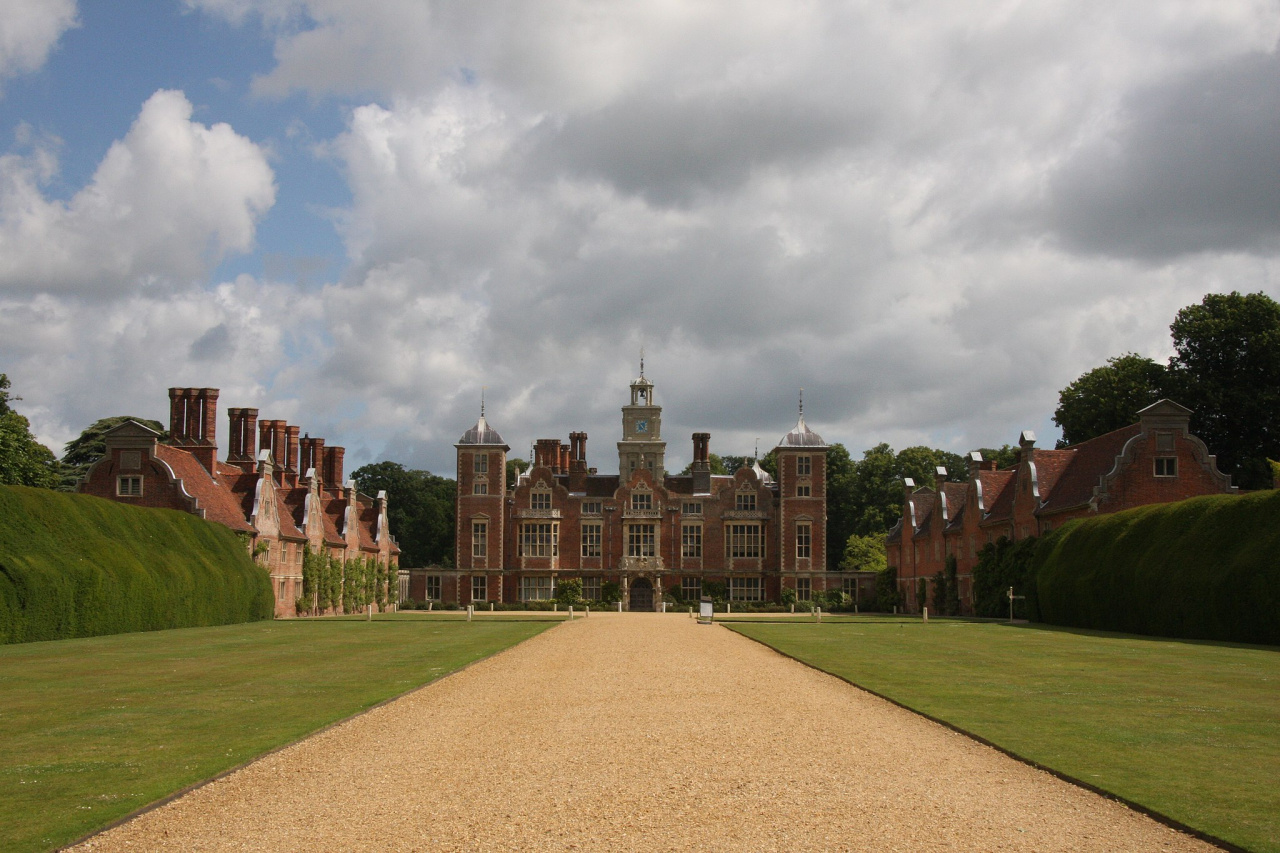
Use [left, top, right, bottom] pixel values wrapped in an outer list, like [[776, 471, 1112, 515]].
[[618, 556, 665, 574]]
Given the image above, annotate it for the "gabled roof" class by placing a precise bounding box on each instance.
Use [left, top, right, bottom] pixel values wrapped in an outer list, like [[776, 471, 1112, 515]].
[[976, 468, 1014, 515], [1039, 423, 1142, 514], [153, 445, 255, 533], [981, 469, 1017, 525], [941, 481, 967, 531]]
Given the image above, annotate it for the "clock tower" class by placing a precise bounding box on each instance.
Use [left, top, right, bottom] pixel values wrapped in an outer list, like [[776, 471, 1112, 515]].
[[618, 359, 666, 477]]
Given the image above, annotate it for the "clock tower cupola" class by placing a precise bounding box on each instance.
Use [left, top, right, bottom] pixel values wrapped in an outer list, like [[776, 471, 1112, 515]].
[[618, 355, 666, 477]]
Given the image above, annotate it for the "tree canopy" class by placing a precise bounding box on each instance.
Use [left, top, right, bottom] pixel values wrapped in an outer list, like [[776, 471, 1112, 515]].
[[58, 415, 167, 490], [1053, 291, 1280, 489], [0, 375, 59, 489], [677, 453, 730, 476], [1053, 353, 1166, 447], [351, 461, 456, 567]]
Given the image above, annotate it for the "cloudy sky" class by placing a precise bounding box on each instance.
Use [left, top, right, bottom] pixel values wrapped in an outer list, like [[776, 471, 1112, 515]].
[[2, 1, 1278, 475]]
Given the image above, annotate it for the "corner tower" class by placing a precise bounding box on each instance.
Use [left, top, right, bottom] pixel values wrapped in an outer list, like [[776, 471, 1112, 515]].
[[775, 393, 829, 573], [617, 358, 666, 477], [455, 404, 509, 576]]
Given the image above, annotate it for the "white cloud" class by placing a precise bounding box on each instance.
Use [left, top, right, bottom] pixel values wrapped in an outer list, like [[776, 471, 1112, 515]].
[[0, 89, 275, 295], [0, 0, 77, 85]]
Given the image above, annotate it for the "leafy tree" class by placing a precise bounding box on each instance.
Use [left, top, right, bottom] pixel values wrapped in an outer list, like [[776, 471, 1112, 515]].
[[58, 415, 167, 490], [840, 443, 968, 539], [840, 533, 886, 572], [351, 461, 456, 567], [824, 443, 856, 569], [554, 577, 582, 605], [0, 374, 59, 489], [600, 580, 622, 605], [1054, 353, 1167, 447], [875, 567, 901, 612], [1166, 291, 1280, 490], [974, 445, 1019, 469], [678, 453, 730, 475], [506, 457, 528, 489]]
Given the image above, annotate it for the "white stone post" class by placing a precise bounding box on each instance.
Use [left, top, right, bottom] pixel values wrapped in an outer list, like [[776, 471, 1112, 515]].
[[923, 606, 929, 622], [467, 605, 473, 622]]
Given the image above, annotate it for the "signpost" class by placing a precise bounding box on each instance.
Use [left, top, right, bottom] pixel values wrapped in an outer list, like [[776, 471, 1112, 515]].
[[1007, 586, 1025, 622]]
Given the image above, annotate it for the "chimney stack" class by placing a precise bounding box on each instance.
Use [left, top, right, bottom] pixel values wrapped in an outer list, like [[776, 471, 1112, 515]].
[[284, 425, 300, 484], [227, 407, 259, 469], [568, 431, 589, 492], [691, 432, 711, 494], [323, 446, 345, 490]]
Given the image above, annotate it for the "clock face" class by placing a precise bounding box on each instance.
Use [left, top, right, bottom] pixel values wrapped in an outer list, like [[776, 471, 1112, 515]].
[[635, 419, 648, 433]]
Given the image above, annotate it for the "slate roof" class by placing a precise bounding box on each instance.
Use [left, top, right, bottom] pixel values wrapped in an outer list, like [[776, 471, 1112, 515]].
[[457, 415, 507, 447], [777, 414, 827, 448]]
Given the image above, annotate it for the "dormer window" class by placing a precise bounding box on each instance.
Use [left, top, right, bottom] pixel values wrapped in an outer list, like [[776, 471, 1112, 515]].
[[531, 489, 552, 510], [736, 492, 756, 511], [1154, 458, 1177, 477], [117, 475, 143, 497], [631, 492, 652, 511]]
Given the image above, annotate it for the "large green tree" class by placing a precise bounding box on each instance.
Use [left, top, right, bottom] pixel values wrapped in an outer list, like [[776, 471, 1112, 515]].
[[1166, 291, 1280, 490], [1053, 353, 1167, 447], [0, 374, 59, 488], [839, 443, 967, 540], [351, 461, 456, 567], [59, 415, 167, 490]]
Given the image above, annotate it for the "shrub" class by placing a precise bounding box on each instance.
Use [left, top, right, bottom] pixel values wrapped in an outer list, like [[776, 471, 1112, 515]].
[[0, 486, 273, 644], [554, 577, 583, 605], [780, 587, 797, 606], [875, 567, 901, 612], [972, 536, 1038, 619], [1032, 491, 1280, 644], [600, 581, 622, 605]]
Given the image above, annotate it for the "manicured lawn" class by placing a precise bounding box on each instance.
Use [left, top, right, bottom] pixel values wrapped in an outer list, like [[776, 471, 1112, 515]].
[[0, 614, 561, 853], [726, 615, 1280, 853]]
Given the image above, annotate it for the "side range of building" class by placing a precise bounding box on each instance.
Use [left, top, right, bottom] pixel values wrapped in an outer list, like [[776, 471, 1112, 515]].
[[887, 399, 1236, 613], [78, 388, 399, 617]]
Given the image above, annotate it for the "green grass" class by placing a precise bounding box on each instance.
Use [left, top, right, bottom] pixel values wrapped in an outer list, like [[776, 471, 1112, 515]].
[[0, 613, 561, 852], [726, 615, 1280, 853]]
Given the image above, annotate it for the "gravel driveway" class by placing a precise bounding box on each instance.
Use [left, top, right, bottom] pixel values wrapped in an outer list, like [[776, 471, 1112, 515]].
[[73, 613, 1218, 851]]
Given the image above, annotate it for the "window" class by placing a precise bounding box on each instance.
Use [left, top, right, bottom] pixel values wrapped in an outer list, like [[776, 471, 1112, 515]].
[[278, 579, 286, 600], [728, 523, 763, 558], [582, 501, 602, 515], [471, 575, 487, 602], [682, 524, 702, 558], [682, 577, 701, 600], [473, 482, 488, 495], [117, 475, 143, 496], [519, 576, 553, 601], [736, 492, 756, 511], [472, 521, 487, 559], [519, 523, 558, 557], [796, 577, 812, 601], [682, 501, 702, 515], [426, 575, 442, 600], [796, 522, 811, 559], [581, 523, 602, 557], [796, 484, 811, 497], [729, 577, 762, 601], [842, 577, 858, 597], [531, 490, 552, 510], [474, 454, 489, 474], [631, 492, 652, 511], [797, 456, 811, 476], [627, 524, 656, 557], [1154, 457, 1177, 477], [582, 576, 602, 601]]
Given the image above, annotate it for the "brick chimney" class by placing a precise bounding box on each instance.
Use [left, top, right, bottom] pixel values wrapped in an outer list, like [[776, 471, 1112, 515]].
[[934, 466, 948, 492], [168, 388, 219, 474], [691, 432, 711, 494], [569, 431, 589, 492], [1019, 430, 1037, 468], [227, 407, 258, 469], [535, 439, 560, 472], [323, 446, 345, 491], [284, 425, 300, 484]]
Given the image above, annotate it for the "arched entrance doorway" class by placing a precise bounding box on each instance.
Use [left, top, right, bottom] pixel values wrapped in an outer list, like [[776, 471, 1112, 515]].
[[628, 577, 654, 612]]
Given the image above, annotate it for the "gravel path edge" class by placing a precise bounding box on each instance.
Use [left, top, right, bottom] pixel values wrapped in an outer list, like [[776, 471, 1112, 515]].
[[56, 619, 567, 852], [723, 622, 1241, 853]]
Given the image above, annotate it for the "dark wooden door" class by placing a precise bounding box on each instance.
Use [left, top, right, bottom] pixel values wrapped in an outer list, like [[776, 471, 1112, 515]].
[[629, 578, 654, 611]]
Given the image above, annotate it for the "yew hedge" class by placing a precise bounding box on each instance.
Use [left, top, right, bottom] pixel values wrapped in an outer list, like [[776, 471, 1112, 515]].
[[1031, 489, 1280, 645], [0, 486, 272, 644]]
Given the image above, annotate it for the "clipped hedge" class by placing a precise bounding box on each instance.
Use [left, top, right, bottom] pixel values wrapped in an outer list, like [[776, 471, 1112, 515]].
[[0, 486, 273, 644], [1032, 490, 1280, 645]]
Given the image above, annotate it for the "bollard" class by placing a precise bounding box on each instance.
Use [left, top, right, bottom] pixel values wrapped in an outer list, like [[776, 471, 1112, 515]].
[[428, 601, 433, 611], [554, 602, 557, 612], [490, 602, 494, 611], [367, 604, 372, 622], [569, 606, 574, 619], [689, 607, 693, 618], [727, 603, 732, 614], [815, 606, 822, 623], [790, 604, 795, 614], [923, 606, 928, 622], [855, 603, 859, 615], [617, 601, 622, 613], [467, 605, 473, 622]]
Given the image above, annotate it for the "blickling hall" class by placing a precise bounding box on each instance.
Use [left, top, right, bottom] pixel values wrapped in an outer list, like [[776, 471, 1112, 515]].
[[441, 368, 864, 611]]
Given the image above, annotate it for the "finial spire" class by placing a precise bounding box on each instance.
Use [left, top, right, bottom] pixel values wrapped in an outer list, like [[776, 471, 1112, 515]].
[[799, 388, 804, 419], [481, 386, 486, 418], [640, 347, 645, 379]]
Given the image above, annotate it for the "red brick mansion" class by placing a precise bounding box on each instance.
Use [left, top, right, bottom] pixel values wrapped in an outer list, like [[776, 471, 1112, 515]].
[[78, 388, 398, 617], [887, 399, 1236, 614], [448, 370, 851, 610]]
